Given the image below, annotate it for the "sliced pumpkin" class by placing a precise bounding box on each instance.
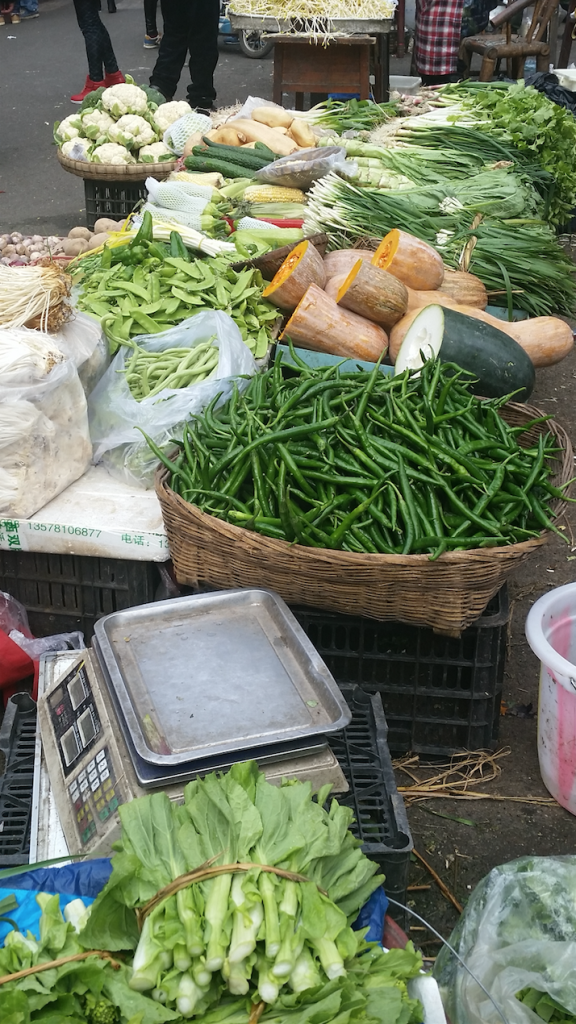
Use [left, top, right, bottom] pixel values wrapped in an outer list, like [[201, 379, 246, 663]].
[[280, 283, 388, 362], [372, 229, 444, 291], [336, 258, 408, 331], [262, 240, 326, 311]]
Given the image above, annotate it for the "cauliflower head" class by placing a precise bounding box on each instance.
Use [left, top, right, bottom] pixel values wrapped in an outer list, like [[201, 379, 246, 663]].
[[61, 138, 92, 161], [101, 83, 149, 118], [138, 141, 174, 163], [91, 142, 136, 165], [153, 101, 192, 133], [54, 114, 82, 144], [108, 114, 157, 150], [81, 108, 115, 141]]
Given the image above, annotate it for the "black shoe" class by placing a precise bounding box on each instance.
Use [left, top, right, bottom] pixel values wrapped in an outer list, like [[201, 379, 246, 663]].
[[188, 101, 217, 115]]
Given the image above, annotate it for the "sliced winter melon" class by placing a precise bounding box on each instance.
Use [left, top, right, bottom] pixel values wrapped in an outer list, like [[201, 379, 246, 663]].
[[394, 304, 535, 400]]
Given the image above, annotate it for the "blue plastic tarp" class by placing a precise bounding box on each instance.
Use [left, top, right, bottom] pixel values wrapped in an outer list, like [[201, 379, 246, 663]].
[[0, 859, 389, 946]]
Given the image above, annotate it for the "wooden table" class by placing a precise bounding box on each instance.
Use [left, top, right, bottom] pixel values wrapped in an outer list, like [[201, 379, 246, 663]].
[[229, 15, 393, 103]]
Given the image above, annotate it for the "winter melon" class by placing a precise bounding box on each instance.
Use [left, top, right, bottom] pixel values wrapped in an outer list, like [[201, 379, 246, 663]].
[[394, 304, 535, 400]]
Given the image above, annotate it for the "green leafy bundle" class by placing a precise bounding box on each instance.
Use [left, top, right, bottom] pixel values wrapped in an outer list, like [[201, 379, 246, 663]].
[[79, 762, 419, 1020], [0, 893, 176, 1024], [440, 81, 576, 226]]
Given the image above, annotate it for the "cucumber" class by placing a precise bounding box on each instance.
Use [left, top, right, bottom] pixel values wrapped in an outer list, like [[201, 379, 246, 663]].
[[394, 304, 535, 400], [184, 154, 257, 179], [200, 138, 272, 169], [254, 141, 277, 161]]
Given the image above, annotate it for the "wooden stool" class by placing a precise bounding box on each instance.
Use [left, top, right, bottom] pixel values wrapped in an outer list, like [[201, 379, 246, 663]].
[[271, 35, 375, 109]]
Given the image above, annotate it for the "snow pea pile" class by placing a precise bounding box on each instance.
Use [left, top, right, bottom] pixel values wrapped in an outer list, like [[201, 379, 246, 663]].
[[76, 217, 277, 357], [122, 339, 219, 400], [153, 352, 570, 558]]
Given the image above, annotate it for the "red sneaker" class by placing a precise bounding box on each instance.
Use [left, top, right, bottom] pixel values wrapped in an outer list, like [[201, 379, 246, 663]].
[[103, 70, 125, 87], [70, 76, 105, 103]]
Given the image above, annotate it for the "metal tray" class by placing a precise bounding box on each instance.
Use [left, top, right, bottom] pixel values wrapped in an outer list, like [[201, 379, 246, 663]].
[[228, 13, 393, 32], [93, 589, 351, 767]]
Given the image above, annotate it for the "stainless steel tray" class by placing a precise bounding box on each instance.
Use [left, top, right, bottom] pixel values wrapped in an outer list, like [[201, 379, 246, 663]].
[[93, 589, 351, 767]]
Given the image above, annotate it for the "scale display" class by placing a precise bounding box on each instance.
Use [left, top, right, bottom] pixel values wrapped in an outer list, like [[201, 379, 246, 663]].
[[48, 661, 102, 776]]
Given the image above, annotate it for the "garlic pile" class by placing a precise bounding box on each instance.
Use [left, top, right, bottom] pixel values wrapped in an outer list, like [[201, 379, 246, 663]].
[[0, 232, 64, 265]]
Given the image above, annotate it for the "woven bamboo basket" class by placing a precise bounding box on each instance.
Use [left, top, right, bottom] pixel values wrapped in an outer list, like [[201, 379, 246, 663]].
[[57, 149, 177, 181], [156, 403, 573, 636]]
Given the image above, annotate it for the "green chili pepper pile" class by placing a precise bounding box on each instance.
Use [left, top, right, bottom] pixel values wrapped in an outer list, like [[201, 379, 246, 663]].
[[75, 214, 278, 357], [122, 337, 219, 400], [147, 351, 571, 559]]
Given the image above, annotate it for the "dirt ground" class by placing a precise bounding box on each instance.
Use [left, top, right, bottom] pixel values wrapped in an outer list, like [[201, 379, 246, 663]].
[[402, 335, 576, 963]]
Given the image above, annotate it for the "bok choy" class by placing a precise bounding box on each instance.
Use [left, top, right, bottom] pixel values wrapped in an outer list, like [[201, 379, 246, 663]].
[[79, 761, 422, 1021]]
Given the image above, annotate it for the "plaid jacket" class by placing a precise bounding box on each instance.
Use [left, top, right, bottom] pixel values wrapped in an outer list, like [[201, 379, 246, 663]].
[[414, 0, 466, 76]]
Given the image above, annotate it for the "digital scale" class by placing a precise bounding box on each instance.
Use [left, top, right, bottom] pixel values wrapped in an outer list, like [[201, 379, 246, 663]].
[[35, 589, 351, 859]]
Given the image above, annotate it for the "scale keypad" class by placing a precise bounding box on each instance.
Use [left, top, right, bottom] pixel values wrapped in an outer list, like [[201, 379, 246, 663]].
[[68, 744, 121, 845]]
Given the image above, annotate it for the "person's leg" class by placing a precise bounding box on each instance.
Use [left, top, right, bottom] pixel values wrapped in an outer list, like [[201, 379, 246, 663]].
[[144, 0, 160, 42], [72, 0, 118, 82], [73, 0, 108, 81], [186, 0, 219, 108], [150, 0, 188, 100]]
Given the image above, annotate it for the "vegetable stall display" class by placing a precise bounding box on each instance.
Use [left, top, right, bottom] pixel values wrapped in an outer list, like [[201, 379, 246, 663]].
[[149, 352, 571, 558], [0, 762, 424, 1024]]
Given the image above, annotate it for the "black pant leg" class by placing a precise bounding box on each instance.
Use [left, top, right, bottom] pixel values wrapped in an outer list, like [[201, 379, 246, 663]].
[[74, 0, 119, 79], [186, 0, 220, 106], [144, 0, 159, 36], [150, 0, 190, 100]]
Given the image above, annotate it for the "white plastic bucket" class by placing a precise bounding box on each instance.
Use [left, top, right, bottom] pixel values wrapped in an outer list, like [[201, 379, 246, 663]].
[[526, 582, 576, 815]]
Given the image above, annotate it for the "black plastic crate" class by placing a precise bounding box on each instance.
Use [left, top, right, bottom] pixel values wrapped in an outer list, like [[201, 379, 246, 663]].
[[0, 693, 37, 867], [84, 179, 146, 231], [332, 685, 412, 926], [0, 551, 161, 642], [293, 587, 509, 757]]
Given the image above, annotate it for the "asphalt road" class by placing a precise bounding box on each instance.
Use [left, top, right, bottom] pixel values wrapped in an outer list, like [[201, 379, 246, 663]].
[[0, 0, 276, 233]]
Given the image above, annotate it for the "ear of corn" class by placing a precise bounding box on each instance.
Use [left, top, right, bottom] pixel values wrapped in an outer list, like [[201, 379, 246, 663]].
[[243, 185, 306, 203]]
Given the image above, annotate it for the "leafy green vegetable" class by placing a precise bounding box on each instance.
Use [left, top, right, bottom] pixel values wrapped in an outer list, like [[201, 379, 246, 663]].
[[80, 761, 423, 1020], [440, 81, 576, 225], [0, 894, 178, 1024], [305, 98, 398, 133], [517, 987, 576, 1023]]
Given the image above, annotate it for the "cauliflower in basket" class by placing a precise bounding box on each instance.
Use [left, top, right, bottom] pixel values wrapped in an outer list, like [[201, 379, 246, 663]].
[[91, 142, 136, 165], [101, 82, 149, 118], [61, 138, 92, 162], [153, 101, 192, 133], [108, 114, 157, 150], [81, 108, 115, 141], [138, 141, 174, 163], [54, 114, 82, 144]]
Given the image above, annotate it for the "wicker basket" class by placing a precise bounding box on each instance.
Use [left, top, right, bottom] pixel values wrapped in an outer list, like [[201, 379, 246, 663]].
[[57, 149, 177, 181], [156, 403, 573, 636]]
